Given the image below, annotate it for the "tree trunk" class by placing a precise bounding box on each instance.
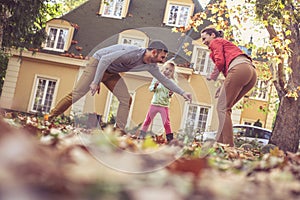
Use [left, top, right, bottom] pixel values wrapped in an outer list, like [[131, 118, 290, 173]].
[[0, 7, 10, 49], [269, 96, 300, 153], [0, 13, 5, 49], [269, 25, 300, 153]]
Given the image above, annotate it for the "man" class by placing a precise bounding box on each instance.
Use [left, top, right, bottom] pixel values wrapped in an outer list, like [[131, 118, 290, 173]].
[[49, 40, 192, 132], [253, 119, 262, 127]]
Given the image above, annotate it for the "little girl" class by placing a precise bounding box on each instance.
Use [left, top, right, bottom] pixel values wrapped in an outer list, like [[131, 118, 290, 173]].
[[139, 61, 177, 143]]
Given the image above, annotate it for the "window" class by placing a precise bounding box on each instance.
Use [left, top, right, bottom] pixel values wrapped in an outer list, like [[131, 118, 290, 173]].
[[105, 92, 119, 122], [166, 4, 191, 27], [184, 103, 210, 133], [44, 27, 69, 52], [31, 77, 57, 113], [120, 36, 146, 47], [104, 91, 134, 128], [118, 29, 149, 48], [101, 0, 126, 19], [250, 79, 269, 101], [192, 46, 214, 75], [43, 19, 74, 52]]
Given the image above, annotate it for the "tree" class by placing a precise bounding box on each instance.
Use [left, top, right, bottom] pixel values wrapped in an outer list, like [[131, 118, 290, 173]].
[[0, 52, 8, 96], [0, 0, 88, 50], [57, 0, 88, 15], [174, 0, 299, 152], [254, 0, 300, 153], [0, 0, 61, 95], [0, 0, 62, 49]]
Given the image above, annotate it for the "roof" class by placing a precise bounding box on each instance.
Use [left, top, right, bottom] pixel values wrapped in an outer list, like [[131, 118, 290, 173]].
[[51, 0, 207, 61]]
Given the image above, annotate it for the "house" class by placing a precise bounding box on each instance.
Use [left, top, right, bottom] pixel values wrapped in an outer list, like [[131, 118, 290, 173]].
[[0, 0, 275, 134]]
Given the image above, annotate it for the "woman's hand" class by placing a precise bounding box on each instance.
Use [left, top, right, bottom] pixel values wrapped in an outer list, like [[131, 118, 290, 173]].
[[215, 87, 221, 98], [89, 83, 100, 96]]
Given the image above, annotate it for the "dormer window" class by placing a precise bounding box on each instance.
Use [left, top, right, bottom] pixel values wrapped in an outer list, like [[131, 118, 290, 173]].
[[43, 19, 75, 52], [45, 27, 69, 52], [121, 37, 146, 47], [163, 0, 194, 27], [118, 29, 149, 47], [99, 0, 130, 19]]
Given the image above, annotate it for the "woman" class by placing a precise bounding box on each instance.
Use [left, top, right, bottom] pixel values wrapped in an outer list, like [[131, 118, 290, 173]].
[[201, 27, 257, 147]]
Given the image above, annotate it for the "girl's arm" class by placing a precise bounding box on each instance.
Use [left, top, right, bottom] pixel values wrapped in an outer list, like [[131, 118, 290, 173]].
[[149, 78, 159, 92]]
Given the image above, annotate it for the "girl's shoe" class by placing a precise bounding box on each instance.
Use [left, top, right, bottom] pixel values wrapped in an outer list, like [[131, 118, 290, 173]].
[[166, 133, 174, 142]]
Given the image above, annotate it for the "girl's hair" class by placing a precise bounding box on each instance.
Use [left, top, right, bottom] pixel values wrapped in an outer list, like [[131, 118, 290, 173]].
[[201, 27, 224, 38], [161, 60, 177, 81]]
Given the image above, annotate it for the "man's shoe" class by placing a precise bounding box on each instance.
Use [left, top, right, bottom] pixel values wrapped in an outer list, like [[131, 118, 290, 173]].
[[138, 130, 147, 139]]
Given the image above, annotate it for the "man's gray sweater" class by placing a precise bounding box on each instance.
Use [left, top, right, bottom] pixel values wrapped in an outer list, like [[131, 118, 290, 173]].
[[92, 44, 185, 95]]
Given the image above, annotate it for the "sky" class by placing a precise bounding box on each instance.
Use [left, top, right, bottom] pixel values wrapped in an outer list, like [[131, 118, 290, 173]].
[[198, 0, 269, 47]]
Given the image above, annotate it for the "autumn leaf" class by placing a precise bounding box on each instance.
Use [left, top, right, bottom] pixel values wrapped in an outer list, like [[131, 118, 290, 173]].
[[142, 135, 158, 149], [269, 147, 285, 157]]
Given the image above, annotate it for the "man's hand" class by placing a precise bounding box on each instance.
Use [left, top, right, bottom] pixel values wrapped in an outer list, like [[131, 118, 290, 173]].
[[89, 83, 100, 96], [182, 92, 192, 103]]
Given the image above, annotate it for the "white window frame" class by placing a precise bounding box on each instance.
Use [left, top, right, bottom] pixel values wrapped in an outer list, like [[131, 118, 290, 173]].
[[29, 75, 59, 113], [250, 79, 270, 101], [101, 0, 126, 19], [104, 92, 119, 124], [181, 102, 212, 133], [191, 46, 214, 75], [165, 3, 192, 27], [44, 26, 69, 52]]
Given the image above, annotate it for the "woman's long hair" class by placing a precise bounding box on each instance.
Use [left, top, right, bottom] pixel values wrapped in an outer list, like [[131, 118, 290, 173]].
[[201, 27, 224, 38]]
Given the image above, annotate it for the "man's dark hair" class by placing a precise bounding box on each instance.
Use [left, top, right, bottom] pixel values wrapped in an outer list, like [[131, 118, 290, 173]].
[[148, 40, 168, 53]]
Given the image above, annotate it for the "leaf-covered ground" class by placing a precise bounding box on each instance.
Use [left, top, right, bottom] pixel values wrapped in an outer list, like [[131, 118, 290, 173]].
[[0, 111, 299, 200]]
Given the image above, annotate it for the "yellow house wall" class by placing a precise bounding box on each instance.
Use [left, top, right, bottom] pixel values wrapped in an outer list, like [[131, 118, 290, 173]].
[[188, 74, 212, 104], [189, 73, 219, 131], [241, 99, 268, 128], [12, 57, 79, 113]]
